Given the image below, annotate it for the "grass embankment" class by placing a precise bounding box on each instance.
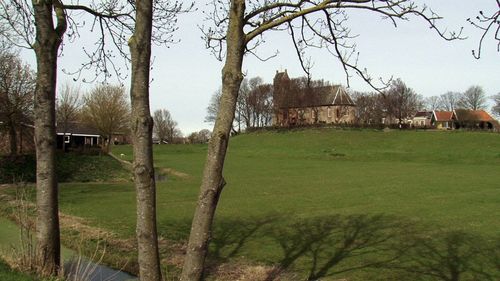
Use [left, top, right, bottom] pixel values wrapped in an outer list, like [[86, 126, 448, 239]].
[[0, 151, 130, 183], [1, 129, 499, 280], [69, 129, 500, 280]]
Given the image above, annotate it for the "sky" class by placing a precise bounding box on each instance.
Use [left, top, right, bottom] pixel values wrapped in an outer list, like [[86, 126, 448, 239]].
[[19, 0, 499, 135]]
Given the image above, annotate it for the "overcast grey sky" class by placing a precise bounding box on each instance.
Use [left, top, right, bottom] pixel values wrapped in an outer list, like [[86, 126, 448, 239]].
[[20, 0, 500, 135]]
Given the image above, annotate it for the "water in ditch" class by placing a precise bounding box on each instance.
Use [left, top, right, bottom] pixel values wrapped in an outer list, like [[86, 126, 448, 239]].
[[0, 217, 137, 281]]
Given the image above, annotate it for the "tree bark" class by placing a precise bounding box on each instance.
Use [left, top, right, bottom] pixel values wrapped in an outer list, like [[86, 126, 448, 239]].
[[128, 0, 162, 280], [32, 0, 66, 275], [8, 119, 17, 156], [180, 1, 246, 280]]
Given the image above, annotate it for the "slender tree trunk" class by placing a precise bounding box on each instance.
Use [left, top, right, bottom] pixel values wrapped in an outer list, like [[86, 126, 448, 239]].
[[128, 0, 162, 280], [32, 3, 64, 276], [8, 119, 17, 156], [31, 0, 66, 276], [180, 1, 246, 280]]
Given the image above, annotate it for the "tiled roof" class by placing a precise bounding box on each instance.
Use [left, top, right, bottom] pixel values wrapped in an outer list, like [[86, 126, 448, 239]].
[[434, 111, 455, 122], [56, 122, 100, 135], [414, 111, 432, 118], [278, 85, 355, 108], [455, 109, 494, 121]]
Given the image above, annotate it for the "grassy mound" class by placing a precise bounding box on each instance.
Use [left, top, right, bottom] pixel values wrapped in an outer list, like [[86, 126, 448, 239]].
[[83, 129, 500, 279], [0, 151, 130, 184], [3, 129, 498, 279]]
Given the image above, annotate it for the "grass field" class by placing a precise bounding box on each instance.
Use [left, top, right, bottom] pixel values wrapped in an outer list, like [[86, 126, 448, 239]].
[[10, 129, 500, 280], [0, 152, 130, 184]]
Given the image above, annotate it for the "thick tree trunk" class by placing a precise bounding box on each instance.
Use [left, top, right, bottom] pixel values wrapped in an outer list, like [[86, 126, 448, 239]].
[[180, 1, 246, 280], [8, 119, 17, 156], [32, 0, 65, 276], [128, 0, 162, 280]]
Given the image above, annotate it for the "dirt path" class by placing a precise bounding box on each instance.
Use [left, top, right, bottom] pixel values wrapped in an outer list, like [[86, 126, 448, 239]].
[[108, 152, 190, 179]]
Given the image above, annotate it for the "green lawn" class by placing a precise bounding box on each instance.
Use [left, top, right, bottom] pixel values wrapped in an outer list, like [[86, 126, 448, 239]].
[[0, 259, 37, 281], [53, 130, 500, 279]]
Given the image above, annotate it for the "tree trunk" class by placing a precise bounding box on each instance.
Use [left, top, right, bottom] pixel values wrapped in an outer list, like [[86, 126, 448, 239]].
[[32, 0, 66, 275], [61, 123, 67, 152], [19, 125, 23, 154], [128, 0, 162, 280], [180, 1, 246, 280], [8, 119, 17, 156]]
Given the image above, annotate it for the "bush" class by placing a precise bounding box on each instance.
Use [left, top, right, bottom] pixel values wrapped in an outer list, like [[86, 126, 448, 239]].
[[0, 155, 36, 184]]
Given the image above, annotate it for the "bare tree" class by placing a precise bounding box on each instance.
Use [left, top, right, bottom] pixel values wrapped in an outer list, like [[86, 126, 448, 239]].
[[56, 82, 81, 152], [1, 0, 190, 277], [205, 88, 222, 124], [197, 129, 211, 143], [459, 85, 487, 110], [493, 93, 500, 117], [384, 79, 423, 126], [188, 129, 211, 144], [439, 91, 461, 111], [0, 0, 68, 274], [247, 77, 273, 127], [425, 95, 441, 111], [0, 48, 35, 156], [206, 86, 244, 133], [153, 109, 178, 143], [81, 84, 130, 152], [181, 1, 460, 280], [352, 91, 384, 125]]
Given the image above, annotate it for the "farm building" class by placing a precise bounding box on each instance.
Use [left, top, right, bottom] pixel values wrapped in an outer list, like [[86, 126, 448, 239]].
[[432, 111, 457, 130], [454, 109, 496, 130], [56, 122, 102, 150], [412, 111, 433, 128]]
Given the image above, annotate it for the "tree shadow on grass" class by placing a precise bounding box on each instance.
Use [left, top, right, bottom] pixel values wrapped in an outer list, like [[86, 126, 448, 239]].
[[263, 214, 414, 280], [210, 215, 280, 263], [389, 231, 500, 281], [203, 214, 499, 281]]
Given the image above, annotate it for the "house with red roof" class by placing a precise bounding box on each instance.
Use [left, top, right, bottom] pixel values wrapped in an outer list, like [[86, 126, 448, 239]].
[[431, 109, 497, 130], [454, 109, 496, 130], [432, 111, 457, 130]]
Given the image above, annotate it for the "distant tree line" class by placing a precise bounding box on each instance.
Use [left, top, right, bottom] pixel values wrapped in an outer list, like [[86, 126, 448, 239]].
[[424, 86, 489, 112], [207, 76, 498, 129], [337, 82, 494, 127], [0, 45, 35, 156], [206, 76, 273, 133]]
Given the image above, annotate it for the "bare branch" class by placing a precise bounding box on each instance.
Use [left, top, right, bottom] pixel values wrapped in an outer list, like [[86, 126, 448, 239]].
[[201, 0, 462, 91], [468, 1, 500, 59]]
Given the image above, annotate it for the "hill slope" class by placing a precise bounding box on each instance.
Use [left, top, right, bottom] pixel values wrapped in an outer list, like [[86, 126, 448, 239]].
[[73, 129, 500, 280]]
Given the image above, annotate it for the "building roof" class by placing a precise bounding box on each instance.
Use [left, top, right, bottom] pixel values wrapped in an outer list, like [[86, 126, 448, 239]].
[[433, 111, 455, 122], [455, 109, 494, 122], [278, 85, 355, 108], [274, 70, 290, 82], [414, 111, 433, 118], [56, 122, 101, 136]]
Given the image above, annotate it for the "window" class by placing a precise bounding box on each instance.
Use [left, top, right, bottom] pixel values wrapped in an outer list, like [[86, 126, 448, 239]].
[[64, 135, 70, 143], [327, 107, 331, 118]]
